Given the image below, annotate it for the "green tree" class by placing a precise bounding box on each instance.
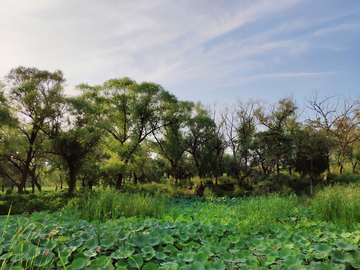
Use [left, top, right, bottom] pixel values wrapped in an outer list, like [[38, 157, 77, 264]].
[[1, 66, 66, 193], [49, 126, 101, 195], [253, 97, 297, 175], [184, 103, 218, 179], [151, 100, 194, 183], [76, 78, 178, 189], [293, 126, 330, 195]]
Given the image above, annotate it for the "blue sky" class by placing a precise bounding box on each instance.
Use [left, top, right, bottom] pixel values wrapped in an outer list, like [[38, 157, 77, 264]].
[[1, 0, 359, 107]]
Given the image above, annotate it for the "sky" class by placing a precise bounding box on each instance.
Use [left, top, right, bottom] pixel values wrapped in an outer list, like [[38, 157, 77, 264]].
[[1, 0, 359, 108]]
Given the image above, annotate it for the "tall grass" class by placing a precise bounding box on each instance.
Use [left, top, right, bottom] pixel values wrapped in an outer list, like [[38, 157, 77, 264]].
[[65, 188, 166, 222], [166, 194, 299, 232], [311, 184, 360, 228]]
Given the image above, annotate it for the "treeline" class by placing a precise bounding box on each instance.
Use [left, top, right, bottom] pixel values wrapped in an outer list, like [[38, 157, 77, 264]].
[[0, 66, 359, 195]]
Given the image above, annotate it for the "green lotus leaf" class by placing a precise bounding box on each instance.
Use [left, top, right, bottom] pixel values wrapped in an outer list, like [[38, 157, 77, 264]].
[[198, 246, 212, 257], [183, 261, 205, 270], [163, 244, 176, 253], [9, 266, 24, 270], [130, 223, 145, 231], [235, 239, 246, 248], [69, 239, 83, 249], [115, 267, 127, 270], [179, 234, 189, 242], [279, 248, 291, 259], [57, 237, 69, 242], [97, 256, 114, 269], [142, 246, 155, 254], [254, 235, 264, 241], [143, 262, 159, 270], [263, 247, 278, 257], [314, 244, 332, 253], [133, 234, 148, 247], [33, 253, 56, 267], [111, 250, 128, 259], [128, 254, 143, 268], [169, 250, 180, 259], [219, 238, 230, 249], [193, 252, 208, 264], [331, 250, 353, 262], [101, 237, 115, 248], [83, 238, 98, 250], [181, 251, 195, 262], [84, 250, 97, 257], [59, 247, 73, 259], [208, 260, 227, 270], [115, 259, 129, 268], [316, 262, 344, 270], [335, 240, 358, 251], [220, 251, 233, 262], [255, 244, 267, 252], [118, 231, 130, 241], [163, 235, 174, 244], [229, 235, 240, 244], [288, 265, 308, 270], [155, 252, 167, 260], [281, 255, 302, 266], [160, 261, 179, 268], [68, 257, 87, 270], [149, 237, 161, 246], [351, 259, 360, 268]]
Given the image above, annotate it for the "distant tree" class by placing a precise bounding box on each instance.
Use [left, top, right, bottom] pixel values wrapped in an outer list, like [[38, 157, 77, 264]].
[[184, 103, 218, 179], [253, 97, 297, 175], [223, 100, 257, 185], [306, 93, 360, 175], [293, 125, 330, 195]]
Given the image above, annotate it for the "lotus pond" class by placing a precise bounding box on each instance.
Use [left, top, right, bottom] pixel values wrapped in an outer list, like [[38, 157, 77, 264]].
[[1, 195, 360, 270]]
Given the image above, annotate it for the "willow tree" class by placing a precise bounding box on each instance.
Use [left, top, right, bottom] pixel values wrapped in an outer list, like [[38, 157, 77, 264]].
[[76, 78, 178, 189], [1, 67, 66, 193]]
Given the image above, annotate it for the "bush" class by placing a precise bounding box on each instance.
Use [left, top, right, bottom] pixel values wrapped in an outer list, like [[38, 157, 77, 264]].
[[203, 187, 218, 199]]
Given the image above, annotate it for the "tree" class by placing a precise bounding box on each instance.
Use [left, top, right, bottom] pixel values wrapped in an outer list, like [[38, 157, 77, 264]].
[[223, 100, 257, 185], [76, 78, 178, 189], [306, 93, 360, 174], [253, 97, 297, 175], [184, 103, 218, 179], [1, 66, 66, 193], [49, 126, 101, 194], [293, 125, 330, 195], [151, 100, 194, 183]]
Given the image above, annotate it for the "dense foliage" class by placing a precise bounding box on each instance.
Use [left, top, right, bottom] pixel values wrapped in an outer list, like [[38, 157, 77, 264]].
[[0, 66, 359, 197]]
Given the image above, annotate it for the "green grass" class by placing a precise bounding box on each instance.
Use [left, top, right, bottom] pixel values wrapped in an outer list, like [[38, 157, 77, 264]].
[[311, 184, 360, 229], [166, 194, 299, 232], [65, 188, 167, 223]]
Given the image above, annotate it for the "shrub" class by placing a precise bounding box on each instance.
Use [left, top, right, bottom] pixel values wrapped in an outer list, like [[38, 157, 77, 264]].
[[203, 187, 218, 199]]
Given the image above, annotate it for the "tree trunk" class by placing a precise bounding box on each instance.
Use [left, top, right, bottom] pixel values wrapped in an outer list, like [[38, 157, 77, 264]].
[[352, 162, 357, 173], [68, 168, 76, 195], [339, 163, 343, 174], [18, 169, 29, 194], [116, 172, 123, 190], [134, 171, 138, 185]]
